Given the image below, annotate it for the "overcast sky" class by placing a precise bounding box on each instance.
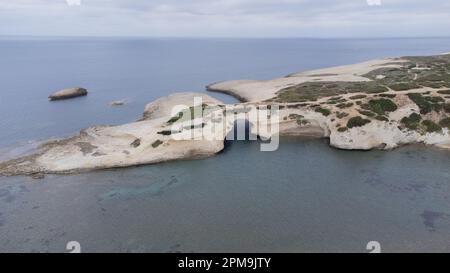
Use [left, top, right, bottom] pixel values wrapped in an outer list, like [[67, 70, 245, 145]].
[[1, 0, 450, 37]]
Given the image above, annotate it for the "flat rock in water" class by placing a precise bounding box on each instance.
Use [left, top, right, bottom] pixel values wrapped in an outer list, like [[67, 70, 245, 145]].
[[110, 100, 126, 106], [49, 87, 88, 101]]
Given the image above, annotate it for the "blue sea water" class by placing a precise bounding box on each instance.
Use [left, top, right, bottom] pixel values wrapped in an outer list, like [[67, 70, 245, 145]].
[[0, 37, 450, 252]]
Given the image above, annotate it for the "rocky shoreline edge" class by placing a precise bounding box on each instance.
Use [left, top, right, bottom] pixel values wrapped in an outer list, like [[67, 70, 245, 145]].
[[1, 54, 450, 177]]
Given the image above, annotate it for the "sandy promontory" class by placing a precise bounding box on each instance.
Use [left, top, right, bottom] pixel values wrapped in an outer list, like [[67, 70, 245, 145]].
[[1, 54, 450, 176]]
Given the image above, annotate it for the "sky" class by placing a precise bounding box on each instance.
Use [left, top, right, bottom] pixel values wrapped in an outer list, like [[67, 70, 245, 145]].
[[0, 0, 450, 38]]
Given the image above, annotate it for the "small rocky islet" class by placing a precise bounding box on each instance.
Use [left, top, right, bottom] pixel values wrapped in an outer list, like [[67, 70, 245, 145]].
[[1, 53, 450, 176], [48, 87, 88, 101]]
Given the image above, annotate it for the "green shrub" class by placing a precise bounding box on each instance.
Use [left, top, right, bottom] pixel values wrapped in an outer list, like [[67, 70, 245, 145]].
[[375, 116, 389, 122], [358, 110, 376, 117], [275, 81, 388, 102], [349, 95, 367, 100], [315, 107, 331, 116], [439, 117, 450, 128], [367, 98, 398, 115], [167, 112, 183, 124], [407, 93, 445, 114], [437, 90, 450, 95], [444, 104, 450, 114], [422, 120, 442, 133], [337, 127, 348, 132], [388, 82, 421, 91], [289, 114, 304, 120], [401, 113, 422, 130], [326, 97, 346, 105], [157, 130, 173, 136], [336, 102, 354, 109], [336, 112, 349, 119], [347, 116, 371, 128], [379, 94, 397, 98], [151, 140, 163, 148]]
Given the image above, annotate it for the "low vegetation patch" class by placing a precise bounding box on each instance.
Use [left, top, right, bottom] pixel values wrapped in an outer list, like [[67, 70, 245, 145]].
[[275, 81, 388, 102], [349, 94, 367, 100], [315, 107, 331, 116], [358, 110, 376, 118], [336, 111, 349, 119], [401, 113, 422, 130], [364, 55, 450, 91], [347, 116, 371, 128], [375, 116, 389, 122], [378, 94, 397, 98], [289, 114, 304, 120], [388, 82, 421, 91], [439, 117, 450, 128], [365, 98, 398, 116], [157, 130, 174, 136], [275, 54, 450, 104], [167, 104, 212, 124], [445, 104, 450, 114], [422, 120, 442, 133], [151, 140, 163, 148], [407, 93, 446, 114], [336, 102, 354, 109], [167, 112, 184, 124], [326, 96, 346, 105]]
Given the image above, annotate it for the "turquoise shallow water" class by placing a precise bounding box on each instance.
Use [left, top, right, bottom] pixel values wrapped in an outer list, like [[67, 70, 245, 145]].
[[1, 37, 450, 252], [0, 139, 450, 252]]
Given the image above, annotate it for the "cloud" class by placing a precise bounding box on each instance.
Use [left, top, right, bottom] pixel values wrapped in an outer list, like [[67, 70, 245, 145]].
[[367, 0, 382, 6], [66, 0, 81, 6], [0, 0, 449, 37]]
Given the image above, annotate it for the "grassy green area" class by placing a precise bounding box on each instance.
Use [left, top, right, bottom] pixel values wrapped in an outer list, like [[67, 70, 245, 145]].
[[275, 81, 388, 102], [347, 116, 371, 128], [275, 54, 450, 103], [407, 93, 446, 114], [364, 55, 450, 91]]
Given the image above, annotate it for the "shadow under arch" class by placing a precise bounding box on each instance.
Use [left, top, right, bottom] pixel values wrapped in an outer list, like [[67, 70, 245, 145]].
[[223, 119, 258, 150]]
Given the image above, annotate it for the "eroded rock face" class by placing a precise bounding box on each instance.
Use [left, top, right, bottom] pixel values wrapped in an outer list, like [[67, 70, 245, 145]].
[[49, 87, 88, 101]]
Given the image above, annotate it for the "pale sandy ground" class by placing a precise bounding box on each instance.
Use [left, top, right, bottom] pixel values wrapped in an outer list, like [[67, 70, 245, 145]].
[[207, 58, 406, 102]]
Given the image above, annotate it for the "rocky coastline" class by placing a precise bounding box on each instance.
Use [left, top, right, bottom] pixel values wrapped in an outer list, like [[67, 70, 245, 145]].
[[1, 54, 450, 176]]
